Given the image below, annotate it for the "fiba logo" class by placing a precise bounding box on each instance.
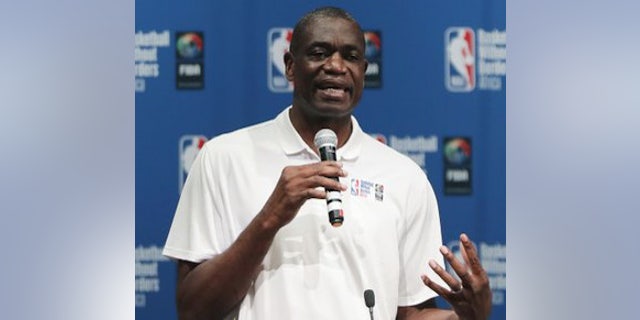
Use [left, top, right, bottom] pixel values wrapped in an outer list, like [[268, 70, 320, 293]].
[[267, 28, 293, 92], [364, 32, 381, 58], [179, 135, 207, 192], [443, 137, 472, 194], [363, 30, 382, 88], [445, 27, 475, 92], [176, 32, 203, 59], [444, 137, 471, 166], [176, 32, 204, 89]]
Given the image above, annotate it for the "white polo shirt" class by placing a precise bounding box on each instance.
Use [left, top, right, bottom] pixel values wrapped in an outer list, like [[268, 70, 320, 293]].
[[163, 106, 445, 320]]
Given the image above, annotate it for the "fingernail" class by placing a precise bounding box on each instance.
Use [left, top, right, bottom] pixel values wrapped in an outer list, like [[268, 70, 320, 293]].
[[341, 183, 348, 191], [461, 233, 468, 241], [428, 260, 437, 269], [440, 246, 449, 254], [342, 169, 348, 176]]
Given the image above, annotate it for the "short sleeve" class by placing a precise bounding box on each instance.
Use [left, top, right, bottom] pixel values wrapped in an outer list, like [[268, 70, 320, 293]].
[[162, 142, 235, 263], [397, 172, 447, 306]]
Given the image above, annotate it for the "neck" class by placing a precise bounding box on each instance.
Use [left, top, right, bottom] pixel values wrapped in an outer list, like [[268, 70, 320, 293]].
[[288, 107, 353, 151]]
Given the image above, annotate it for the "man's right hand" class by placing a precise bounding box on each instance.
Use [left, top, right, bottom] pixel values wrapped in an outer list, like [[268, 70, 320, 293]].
[[260, 161, 348, 229]]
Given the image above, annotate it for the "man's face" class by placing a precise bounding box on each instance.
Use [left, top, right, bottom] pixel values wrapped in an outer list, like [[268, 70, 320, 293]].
[[285, 17, 368, 119]]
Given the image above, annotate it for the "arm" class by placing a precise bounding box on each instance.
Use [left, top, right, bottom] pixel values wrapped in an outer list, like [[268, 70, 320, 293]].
[[397, 307, 456, 320], [174, 161, 348, 320], [397, 299, 458, 320], [175, 209, 280, 320]]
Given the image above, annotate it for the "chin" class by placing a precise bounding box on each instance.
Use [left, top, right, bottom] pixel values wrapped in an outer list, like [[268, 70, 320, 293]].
[[295, 95, 357, 118], [313, 106, 355, 120]]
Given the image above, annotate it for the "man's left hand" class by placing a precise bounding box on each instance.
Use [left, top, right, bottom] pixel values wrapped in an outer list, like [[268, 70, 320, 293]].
[[421, 233, 492, 320]]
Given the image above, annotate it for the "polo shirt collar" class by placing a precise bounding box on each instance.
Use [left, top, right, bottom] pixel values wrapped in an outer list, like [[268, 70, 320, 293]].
[[275, 106, 363, 161]]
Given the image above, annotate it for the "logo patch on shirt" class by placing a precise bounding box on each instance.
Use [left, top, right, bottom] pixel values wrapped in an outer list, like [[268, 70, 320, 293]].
[[350, 178, 384, 201]]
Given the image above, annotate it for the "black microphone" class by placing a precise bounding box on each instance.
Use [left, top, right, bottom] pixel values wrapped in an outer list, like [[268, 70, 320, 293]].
[[313, 129, 344, 227], [364, 289, 375, 320]]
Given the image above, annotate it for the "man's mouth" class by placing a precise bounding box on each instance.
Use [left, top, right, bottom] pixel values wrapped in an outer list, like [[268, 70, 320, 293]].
[[316, 81, 352, 100], [320, 87, 348, 93]]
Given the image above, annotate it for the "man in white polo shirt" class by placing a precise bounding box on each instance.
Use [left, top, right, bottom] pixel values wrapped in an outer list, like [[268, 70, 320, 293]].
[[163, 6, 492, 320]]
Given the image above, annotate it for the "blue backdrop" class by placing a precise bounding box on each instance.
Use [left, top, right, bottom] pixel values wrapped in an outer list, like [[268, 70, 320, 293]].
[[135, 1, 505, 319]]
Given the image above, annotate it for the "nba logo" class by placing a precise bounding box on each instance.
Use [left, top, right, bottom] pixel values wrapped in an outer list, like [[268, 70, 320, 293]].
[[179, 135, 207, 192], [350, 178, 360, 196], [445, 27, 475, 92], [267, 28, 293, 92]]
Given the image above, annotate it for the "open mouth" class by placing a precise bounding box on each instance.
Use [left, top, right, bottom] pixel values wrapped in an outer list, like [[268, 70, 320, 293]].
[[316, 81, 352, 100]]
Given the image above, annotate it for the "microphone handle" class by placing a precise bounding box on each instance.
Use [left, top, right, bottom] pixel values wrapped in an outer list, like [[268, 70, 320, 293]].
[[319, 145, 343, 226]]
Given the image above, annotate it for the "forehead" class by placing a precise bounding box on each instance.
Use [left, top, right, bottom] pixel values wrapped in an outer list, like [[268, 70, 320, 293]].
[[300, 17, 364, 49]]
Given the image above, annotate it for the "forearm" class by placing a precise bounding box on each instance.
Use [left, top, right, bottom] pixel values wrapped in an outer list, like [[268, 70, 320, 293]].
[[176, 210, 281, 320], [397, 306, 458, 320]]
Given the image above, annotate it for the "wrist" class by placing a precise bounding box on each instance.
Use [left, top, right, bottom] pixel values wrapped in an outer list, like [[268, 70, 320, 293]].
[[256, 209, 285, 234]]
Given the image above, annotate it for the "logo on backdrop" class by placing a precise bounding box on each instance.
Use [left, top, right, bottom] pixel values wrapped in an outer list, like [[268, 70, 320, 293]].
[[179, 135, 208, 192], [445, 27, 506, 92], [135, 244, 170, 308], [176, 32, 204, 89], [445, 240, 506, 306], [445, 27, 475, 92], [135, 30, 171, 93], [443, 137, 472, 195], [268, 28, 293, 92], [364, 30, 382, 88]]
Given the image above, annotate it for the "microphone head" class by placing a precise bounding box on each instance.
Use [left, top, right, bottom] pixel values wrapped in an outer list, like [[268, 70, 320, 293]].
[[364, 289, 375, 308], [314, 129, 338, 149]]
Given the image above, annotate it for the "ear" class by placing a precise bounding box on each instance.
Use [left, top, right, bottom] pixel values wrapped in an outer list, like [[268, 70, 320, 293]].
[[284, 52, 294, 82]]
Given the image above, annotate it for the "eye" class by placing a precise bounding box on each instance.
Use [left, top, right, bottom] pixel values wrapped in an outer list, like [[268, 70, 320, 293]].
[[343, 50, 361, 62], [308, 48, 328, 60]]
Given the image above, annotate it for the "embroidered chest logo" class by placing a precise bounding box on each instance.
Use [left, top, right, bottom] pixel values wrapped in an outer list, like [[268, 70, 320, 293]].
[[350, 178, 384, 202]]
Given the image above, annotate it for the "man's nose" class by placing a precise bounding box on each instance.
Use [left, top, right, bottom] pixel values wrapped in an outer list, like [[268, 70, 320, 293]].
[[323, 52, 347, 73]]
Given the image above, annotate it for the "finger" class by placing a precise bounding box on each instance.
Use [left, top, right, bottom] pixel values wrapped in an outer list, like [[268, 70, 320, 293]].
[[282, 165, 346, 197], [460, 233, 486, 277], [440, 245, 472, 286], [313, 162, 348, 179], [460, 236, 471, 266], [303, 187, 326, 200], [305, 160, 343, 171], [286, 161, 344, 179], [421, 274, 451, 299], [317, 174, 348, 189], [300, 176, 346, 194], [293, 163, 347, 185], [428, 260, 461, 292]]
